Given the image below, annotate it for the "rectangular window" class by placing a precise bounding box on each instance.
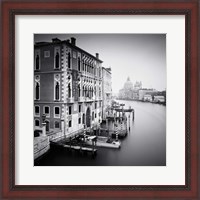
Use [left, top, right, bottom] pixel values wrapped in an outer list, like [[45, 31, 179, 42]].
[[78, 118, 81, 124], [44, 106, 50, 117], [44, 51, 50, 58], [35, 106, 40, 116], [54, 106, 60, 118], [95, 103, 97, 109], [79, 105, 81, 113], [69, 120, 72, 127], [95, 113, 97, 118], [69, 106, 72, 115], [35, 119, 40, 127]]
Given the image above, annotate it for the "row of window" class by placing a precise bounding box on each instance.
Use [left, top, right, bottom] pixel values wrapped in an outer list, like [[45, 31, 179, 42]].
[[35, 119, 60, 129], [69, 111, 101, 128], [35, 82, 102, 100], [35, 104, 101, 118], [35, 51, 101, 78], [68, 84, 101, 99], [35, 111, 102, 130], [35, 51, 61, 70], [82, 61, 101, 77], [35, 75, 60, 101], [35, 105, 60, 118]]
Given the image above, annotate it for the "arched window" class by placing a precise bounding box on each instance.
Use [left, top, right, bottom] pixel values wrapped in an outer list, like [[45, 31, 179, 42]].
[[78, 57, 81, 71], [68, 84, 71, 98], [85, 86, 87, 97], [99, 68, 101, 77], [78, 84, 80, 97], [86, 86, 89, 97], [89, 87, 92, 98], [82, 86, 84, 97], [94, 86, 96, 96], [91, 87, 93, 97], [35, 82, 40, 100], [36, 55, 39, 70], [82, 113, 85, 124], [88, 87, 90, 98], [82, 61, 84, 71], [68, 52, 71, 68], [94, 67, 96, 76], [55, 82, 59, 100], [92, 112, 94, 120], [55, 52, 59, 69]]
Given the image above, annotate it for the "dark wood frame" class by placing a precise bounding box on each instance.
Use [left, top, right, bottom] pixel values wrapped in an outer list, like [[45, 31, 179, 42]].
[[1, 0, 199, 199]]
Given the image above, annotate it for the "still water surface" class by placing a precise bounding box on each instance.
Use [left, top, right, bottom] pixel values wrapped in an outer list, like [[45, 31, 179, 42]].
[[35, 100, 166, 166]]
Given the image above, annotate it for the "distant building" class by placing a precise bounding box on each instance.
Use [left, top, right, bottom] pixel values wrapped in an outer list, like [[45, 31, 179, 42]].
[[144, 94, 153, 102], [138, 89, 155, 101], [118, 77, 143, 100], [34, 37, 103, 137], [134, 81, 142, 90], [154, 95, 165, 103], [118, 77, 134, 99], [102, 67, 112, 119]]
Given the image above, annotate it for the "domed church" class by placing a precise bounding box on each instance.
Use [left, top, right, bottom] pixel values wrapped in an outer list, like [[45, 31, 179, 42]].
[[124, 77, 134, 91]]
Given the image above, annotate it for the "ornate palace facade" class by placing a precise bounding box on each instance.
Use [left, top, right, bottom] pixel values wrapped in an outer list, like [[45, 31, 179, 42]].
[[34, 37, 103, 137]]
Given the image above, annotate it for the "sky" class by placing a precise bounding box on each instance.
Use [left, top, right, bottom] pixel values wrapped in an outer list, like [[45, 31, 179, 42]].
[[35, 34, 166, 94]]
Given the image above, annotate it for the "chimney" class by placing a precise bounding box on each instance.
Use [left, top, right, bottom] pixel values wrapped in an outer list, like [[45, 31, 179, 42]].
[[96, 53, 99, 59], [71, 37, 76, 46]]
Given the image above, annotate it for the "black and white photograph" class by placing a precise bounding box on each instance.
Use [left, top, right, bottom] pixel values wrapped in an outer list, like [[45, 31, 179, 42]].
[[34, 34, 166, 166]]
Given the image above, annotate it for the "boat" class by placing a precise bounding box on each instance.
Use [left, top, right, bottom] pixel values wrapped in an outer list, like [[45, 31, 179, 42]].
[[85, 136, 121, 149]]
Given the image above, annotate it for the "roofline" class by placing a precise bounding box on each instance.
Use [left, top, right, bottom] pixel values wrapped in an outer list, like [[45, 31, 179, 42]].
[[102, 67, 111, 74], [34, 40, 103, 63]]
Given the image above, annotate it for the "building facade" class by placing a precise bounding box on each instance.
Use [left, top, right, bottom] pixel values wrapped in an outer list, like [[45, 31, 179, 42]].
[[34, 37, 103, 137], [138, 89, 155, 101], [102, 67, 112, 119], [118, 77, 134, 99]]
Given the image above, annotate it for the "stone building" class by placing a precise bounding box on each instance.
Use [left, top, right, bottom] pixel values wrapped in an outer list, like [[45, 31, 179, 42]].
[[138, 89, 155, 101], [118, 77, 134, 99], [102, 67, 112, 119], [34, 37, 103, 137]]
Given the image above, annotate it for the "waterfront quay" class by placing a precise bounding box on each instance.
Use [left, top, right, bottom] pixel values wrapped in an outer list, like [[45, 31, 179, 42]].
[[35, 100, 166, 166]]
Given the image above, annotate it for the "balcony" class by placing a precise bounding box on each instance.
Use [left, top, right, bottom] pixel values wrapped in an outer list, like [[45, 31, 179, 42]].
[[78, 97, 85, 102], [85, 97, 94, 102], [67, 97, 74, 103], [95, 97, 102, 101]]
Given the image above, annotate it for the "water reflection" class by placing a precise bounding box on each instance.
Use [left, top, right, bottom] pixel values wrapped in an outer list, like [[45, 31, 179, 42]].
[[35, 100, 166, 166]]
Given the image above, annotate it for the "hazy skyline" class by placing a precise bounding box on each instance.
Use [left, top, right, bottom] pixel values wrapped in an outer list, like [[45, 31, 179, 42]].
[[35, 34, 166, 93]]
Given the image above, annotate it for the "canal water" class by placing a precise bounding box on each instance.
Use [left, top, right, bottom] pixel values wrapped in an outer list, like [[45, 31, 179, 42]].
[[35, 100, 166, 166]]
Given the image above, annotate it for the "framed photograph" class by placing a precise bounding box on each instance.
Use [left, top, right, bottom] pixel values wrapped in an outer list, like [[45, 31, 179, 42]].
[[1, 0, 199, 199]]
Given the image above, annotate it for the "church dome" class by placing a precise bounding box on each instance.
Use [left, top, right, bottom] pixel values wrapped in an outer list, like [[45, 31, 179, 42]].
[[124, 77, 133, 90]]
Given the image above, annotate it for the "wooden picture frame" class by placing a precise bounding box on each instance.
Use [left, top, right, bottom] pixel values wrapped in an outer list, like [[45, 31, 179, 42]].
[[1, 0, 199, 199]]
